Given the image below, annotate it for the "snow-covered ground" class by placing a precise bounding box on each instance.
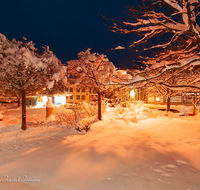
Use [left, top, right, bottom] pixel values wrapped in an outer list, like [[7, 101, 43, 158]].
[[0, 103, 200, 190]]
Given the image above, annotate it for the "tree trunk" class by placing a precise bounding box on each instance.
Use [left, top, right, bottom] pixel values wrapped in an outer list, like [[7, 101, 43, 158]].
[[17, 98, 20, 107], [193, 93, 197, 116], [21, 90, 27, 130], [167, 96, 171, 112], [98, 92, 102, 120]]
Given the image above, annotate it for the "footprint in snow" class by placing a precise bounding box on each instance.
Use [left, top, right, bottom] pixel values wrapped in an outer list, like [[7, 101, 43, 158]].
[[153, 169, 163, 173], [176, 160, 187, 165], [153, 164, 176, 178], [161, 164, 176, 172]]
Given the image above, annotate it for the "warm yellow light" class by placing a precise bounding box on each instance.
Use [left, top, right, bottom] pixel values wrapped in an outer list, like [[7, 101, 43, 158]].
[[36, 92, 39, 95], [130, 90, 135, 97], [43, 87, 46, 91], [155, 97, 160, 101], [121, 71, 126, 75]]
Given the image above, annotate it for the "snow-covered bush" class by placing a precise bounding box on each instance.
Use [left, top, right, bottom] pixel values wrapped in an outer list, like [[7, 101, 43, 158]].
[[56, 101, 107, 131], [106, 101, 154, 123], [56, 102, 94, 131]]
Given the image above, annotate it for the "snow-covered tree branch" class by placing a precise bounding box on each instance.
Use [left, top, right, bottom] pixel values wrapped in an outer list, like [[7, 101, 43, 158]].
[[67, 48, 117, 120], [105, 0, 200, 54], [0, 33, 67, 130], [104, 0, 200, 111]]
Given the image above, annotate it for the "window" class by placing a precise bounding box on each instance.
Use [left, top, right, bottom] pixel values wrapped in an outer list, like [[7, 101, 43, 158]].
[[82, 95, 85, 100], [66, 96, 68, 100], [65, 88, 68, 92], [76, 95, 80, 100], [165, 96, 182, 103], [70, 95, 73, 100], [76, 88, 80, 92], [155, 97, 160, 102], [82, 88, 85, 92], [93, 89, 97, 94], [70, 88, 73, 92]]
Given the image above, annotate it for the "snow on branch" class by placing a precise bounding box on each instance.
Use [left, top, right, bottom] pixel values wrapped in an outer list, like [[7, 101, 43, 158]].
[[67, 48, 117, 92], [0, 33, 67, 91], [105, 0, 200, 53], [104, 56, 200, 90]]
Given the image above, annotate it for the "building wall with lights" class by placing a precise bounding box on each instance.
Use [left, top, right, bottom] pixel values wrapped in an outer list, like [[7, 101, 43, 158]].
[[3, 82, 200, 107], [64, 86, 98, 102], [145, 93, 200, 105]]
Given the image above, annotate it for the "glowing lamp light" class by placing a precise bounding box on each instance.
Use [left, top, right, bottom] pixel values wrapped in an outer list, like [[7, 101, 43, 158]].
[[130, 90, 135, 97], [36, 91, 39, 95], [43, 96, 48, 104], [121, 71, 127, 75], [43, 87, 46, 91], [155, 97, 160, 101]]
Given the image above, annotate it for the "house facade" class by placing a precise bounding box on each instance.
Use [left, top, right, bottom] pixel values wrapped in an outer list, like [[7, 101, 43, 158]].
[[146, 93, 199, 105]]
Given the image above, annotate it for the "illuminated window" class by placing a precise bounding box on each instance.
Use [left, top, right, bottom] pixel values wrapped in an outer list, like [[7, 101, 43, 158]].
[[130, 90, 135, 97], [155, 97, 160, 102]]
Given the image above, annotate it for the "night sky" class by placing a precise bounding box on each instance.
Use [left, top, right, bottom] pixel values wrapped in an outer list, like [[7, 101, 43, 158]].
[[0, 0, 141, 69]]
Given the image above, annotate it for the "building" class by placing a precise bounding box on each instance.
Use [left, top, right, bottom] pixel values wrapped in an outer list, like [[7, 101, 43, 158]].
[[146, 93, 200, 105], [64, 86, 98, 103]]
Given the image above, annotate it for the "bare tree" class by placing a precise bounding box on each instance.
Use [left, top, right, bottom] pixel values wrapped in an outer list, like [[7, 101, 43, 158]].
[[67, 48, 116, 120], [104, 0, 200, 109], [0, 34, 66, 130], [105, 0, 200, 53]]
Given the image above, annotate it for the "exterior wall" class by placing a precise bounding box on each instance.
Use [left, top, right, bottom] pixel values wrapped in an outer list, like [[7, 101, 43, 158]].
[[5, 83, 199, 107], [26, 97, 38, 106], [147, 94, 165, 104], [65, 86, 98, 102], [146, 93, 199, 106], [120, 88, 130, 102]]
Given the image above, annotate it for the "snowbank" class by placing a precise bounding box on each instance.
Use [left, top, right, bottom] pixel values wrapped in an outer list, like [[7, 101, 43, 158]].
[[0, 103, 200, 190]]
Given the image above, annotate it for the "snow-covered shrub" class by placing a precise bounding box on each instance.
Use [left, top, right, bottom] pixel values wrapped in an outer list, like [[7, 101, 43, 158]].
[[106, 101, 154, 123], [56, 101, 107, 130], [56, 102, 94, 131], [81, 100, 107, 117], [81, 101, 97, 117], [115, 106, 126, 114], [57, 105, 86, 128]]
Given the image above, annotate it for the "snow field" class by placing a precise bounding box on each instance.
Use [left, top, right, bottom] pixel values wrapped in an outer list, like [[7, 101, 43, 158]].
[[0, 103, 200, 190]]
